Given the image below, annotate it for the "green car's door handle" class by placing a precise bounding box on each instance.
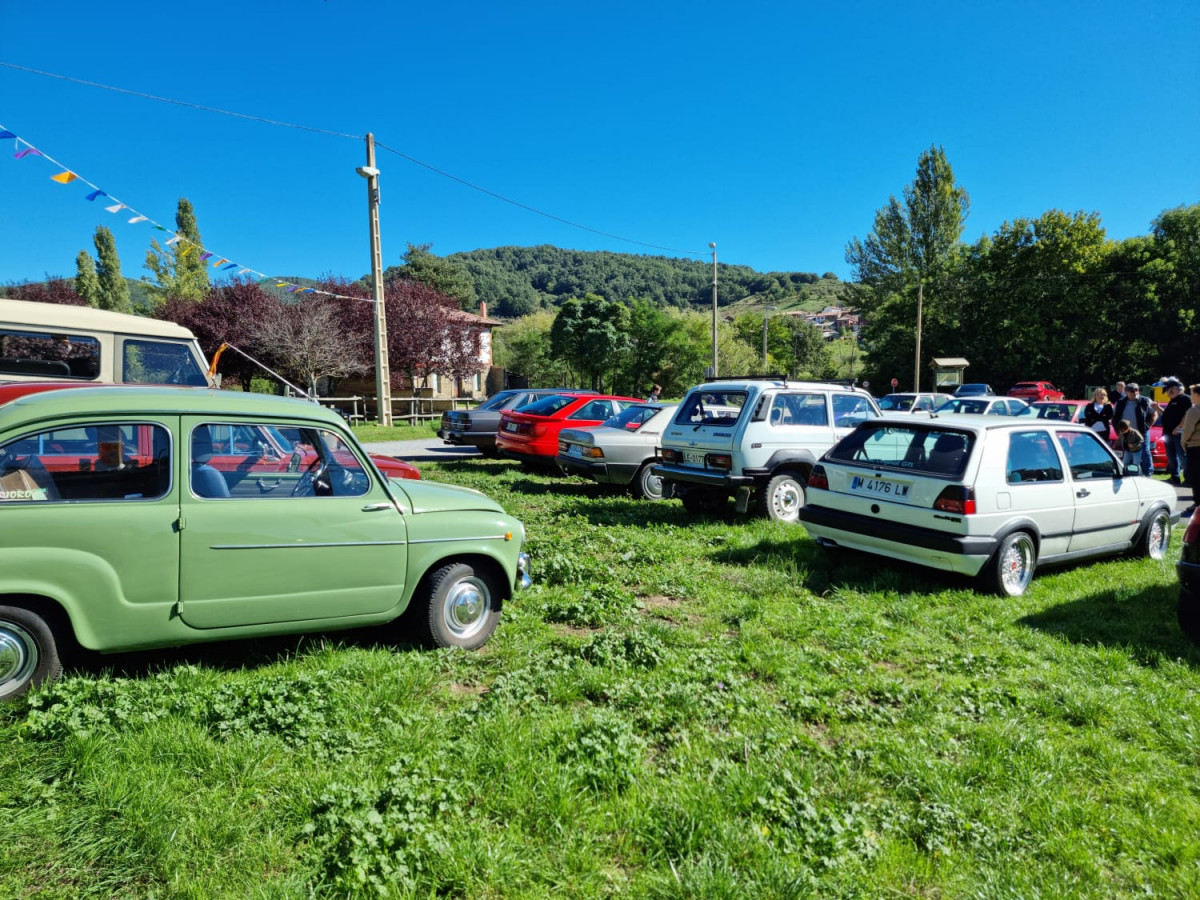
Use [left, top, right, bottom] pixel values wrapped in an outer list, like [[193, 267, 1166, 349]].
[[361, 502, 394, 512]]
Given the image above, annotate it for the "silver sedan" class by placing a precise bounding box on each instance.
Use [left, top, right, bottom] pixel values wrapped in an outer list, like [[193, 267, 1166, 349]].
[[557, 403, 677, 500]]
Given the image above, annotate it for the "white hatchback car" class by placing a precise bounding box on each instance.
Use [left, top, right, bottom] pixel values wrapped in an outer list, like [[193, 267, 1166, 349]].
[[800, 416, 1178, 596]]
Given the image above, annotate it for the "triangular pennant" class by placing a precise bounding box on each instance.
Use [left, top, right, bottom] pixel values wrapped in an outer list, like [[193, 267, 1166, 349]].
[[165, 235, 182, 246], [299, 288, 315, 294], [258, 276, 272, 284], [50, 171, 78, 184], [221, 263, 238, 271], [105, 203, 126, 213], [0, 130, 15, 140], [85, 189, 107, 201], [212, 258, 229, 267], [128, 215, 148, 224], [199, 252, 213, 262], [286, 285, 300, 293], [236, 268, 251, 276], [14, 148, 42, 159]]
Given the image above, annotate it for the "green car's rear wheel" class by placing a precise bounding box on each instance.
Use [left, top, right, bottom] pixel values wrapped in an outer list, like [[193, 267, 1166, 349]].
[[0, 606, 61, 700]]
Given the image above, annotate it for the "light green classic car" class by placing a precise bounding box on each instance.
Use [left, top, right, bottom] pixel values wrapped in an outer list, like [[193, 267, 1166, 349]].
[[0, 385, 531, 699]]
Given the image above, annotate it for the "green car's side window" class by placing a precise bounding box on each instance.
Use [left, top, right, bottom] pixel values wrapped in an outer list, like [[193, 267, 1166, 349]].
[[190, 422, 372, 499], [0, 422, 171, 502]]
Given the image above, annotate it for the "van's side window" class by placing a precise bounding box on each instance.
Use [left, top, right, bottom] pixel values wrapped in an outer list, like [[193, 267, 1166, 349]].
[[0, 329, 100, 379], [122, 340, 208, 386]]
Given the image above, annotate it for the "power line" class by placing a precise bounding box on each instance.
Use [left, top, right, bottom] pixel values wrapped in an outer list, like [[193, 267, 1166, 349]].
[[0, 61, 707, 258]]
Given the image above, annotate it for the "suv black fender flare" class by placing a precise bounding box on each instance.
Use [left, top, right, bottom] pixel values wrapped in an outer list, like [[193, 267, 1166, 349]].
[[749, 449, 820, 483]]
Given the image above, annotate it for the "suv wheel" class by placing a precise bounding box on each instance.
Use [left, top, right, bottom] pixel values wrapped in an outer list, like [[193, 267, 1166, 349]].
[[983, 532, 1037, 597], [756, 473, 806, 523]]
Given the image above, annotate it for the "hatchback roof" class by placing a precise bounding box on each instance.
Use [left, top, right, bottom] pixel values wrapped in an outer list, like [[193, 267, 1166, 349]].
[[872, 412, 1092, 434]]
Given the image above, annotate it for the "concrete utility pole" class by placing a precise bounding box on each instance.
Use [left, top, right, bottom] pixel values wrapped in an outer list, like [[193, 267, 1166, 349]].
[[358, 133, 392, 426], [913, 279, 923, 394], [709, 243, 718, 378]]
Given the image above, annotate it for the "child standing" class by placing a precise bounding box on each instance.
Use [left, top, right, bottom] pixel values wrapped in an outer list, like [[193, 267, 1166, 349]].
[[1115, 419, 1145, 473]]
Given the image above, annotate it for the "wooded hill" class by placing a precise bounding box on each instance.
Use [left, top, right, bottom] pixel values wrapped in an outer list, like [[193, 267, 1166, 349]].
[[442, 245, 851, 318]]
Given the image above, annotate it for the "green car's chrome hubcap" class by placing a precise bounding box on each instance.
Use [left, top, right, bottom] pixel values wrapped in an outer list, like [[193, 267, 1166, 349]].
[[444, 578, 489, 639], [0, 623, 37, 689]]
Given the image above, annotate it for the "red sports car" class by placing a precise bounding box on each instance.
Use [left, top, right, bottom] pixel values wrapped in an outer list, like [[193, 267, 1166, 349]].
[[0, 381, 420, 480], [1008, 381, 1065, 402], [496, 393, 642, 468]]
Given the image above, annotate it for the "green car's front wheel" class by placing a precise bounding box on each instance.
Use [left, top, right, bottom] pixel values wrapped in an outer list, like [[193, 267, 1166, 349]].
[[418, 562, 501, 650]]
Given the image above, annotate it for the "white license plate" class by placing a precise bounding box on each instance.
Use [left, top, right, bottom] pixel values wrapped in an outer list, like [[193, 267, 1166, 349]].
[[503, 422, 519, 433], [682, 451, 706, 464], [849, 475, 910, 499]]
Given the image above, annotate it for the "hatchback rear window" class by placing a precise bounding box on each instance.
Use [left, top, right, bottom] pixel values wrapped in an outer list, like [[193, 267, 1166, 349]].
[[674, 390, 748, 427], [828, 424, 974, 477]]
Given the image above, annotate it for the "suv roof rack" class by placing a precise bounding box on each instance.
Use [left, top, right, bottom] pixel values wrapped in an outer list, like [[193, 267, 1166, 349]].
[[708, 374, 789, 382]]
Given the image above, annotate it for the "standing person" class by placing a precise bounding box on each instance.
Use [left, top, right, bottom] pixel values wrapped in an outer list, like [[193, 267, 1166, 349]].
[[1115, 420, 1145, 472], [1180, 384, 1200, 518], [1114, 380, 1126, 398], [646, 384, 662, 403], [1159, 377, 1192, 485], [1083, 388, 1114, 438], [1113, 382, 1156, 475]]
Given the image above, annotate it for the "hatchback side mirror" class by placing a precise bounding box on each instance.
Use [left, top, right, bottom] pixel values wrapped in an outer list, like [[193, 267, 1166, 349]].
[[1123, 463, 1141, 477]]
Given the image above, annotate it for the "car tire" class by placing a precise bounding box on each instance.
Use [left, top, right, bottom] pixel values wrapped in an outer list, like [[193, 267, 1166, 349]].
[[756, 473, 806, 523], [630, 462, 666, 501], [0, 606, 62, 700], [1135, 508, 1171, 560], [478, 446, 499, 459], [415, 562, 501, 650], [983, 531, 1037, 597], [681, 488, 727, 516]]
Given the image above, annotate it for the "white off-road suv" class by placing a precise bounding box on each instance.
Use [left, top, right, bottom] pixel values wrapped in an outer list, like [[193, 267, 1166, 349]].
[[653, 378, 879, 522]]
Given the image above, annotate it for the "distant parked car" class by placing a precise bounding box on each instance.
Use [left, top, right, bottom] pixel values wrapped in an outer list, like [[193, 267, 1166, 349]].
[[1178, 512, 1200, 643], [878, 392, 952, 413], [557, 403, 677, 500], [496, 393, 642, 470], [0, 386, 531, 698], [1008, 381, 1066, 402], [954, 383, 994, 397], [1012, 400, 1166, 471], [801, 416, 1177, 596], [940, 396, 1029, 416], [438, 388, 596, 456]]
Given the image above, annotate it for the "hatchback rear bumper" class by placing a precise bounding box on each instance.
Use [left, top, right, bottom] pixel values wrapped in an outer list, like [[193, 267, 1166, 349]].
[[800, 503, 998, 576]]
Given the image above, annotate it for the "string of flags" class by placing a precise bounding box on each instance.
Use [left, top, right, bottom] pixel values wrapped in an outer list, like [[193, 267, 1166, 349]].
[[0, 123, 372, 303]]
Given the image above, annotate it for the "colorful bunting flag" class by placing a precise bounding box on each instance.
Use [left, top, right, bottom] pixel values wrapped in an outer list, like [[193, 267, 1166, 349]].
[[105, 203, 126, 213], [85, 189, 106, 201], [50, 171, 78, 184], [14, 148, 42, 159], [0, 130, 15, 140], [128, 215, 148, 224], [165, 235, 182, 246], [221, 263, 238, 270], [200, 252, 213, 262]]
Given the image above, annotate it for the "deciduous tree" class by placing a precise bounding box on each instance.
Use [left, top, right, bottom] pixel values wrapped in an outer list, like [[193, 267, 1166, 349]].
[[90, 226, 133, 313], [75, 250, 101, 308], [144, 198, 210, 303]]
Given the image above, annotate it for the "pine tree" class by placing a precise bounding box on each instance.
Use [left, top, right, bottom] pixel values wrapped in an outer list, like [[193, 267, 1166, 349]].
[[75, 250, 102, 308], [93, 226, 133, 313], [144, 198, 210, 303]]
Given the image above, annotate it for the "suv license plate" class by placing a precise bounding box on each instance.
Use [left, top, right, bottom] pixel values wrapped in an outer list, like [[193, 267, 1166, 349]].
[[682, 451, 706, 464], [850, 475, 910, 499]]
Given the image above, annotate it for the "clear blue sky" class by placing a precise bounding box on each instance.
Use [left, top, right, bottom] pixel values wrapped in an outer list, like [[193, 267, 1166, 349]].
[[1, 1, 1197, 289]]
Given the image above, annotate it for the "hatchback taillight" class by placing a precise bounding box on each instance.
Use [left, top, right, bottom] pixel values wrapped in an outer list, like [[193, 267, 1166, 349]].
[[707, 453, 732, 470], [808, 465, 828, 490], [934, 485, 976, 515], [660, 448, 680, 463]]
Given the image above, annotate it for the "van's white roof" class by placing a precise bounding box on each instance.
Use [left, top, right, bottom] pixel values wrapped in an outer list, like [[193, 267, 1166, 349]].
[[0, 297, 195, 340]]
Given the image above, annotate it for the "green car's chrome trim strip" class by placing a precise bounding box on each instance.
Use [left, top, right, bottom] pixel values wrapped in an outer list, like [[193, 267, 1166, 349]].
[[408, 535, 512, 545], [209, 541, 408, 550]]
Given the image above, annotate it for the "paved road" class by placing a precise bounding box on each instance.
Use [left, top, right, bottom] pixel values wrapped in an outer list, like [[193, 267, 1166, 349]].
[[363, 438, 482, 464]]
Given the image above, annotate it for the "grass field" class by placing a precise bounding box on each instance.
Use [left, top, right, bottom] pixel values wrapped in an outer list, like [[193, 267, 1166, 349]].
[[2, 458, 1197, 897]]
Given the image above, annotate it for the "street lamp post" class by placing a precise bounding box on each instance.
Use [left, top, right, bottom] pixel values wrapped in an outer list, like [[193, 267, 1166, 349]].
[[357, 133, 392, 426], [763, 305, 777, 368]]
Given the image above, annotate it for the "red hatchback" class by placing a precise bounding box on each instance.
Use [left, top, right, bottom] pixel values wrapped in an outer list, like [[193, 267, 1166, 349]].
[[1008, 381, 1065, 402], [496, 393, 642, 468]]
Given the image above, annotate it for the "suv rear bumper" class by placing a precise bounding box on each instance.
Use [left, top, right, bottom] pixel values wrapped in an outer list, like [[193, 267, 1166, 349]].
[[654, 462, 752, 490], [800, 503, 998, 576]]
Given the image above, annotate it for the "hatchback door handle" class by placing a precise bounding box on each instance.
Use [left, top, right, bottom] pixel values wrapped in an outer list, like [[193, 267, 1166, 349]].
[[361, 502, 394, 512], [1076, 489, 1090, 498]]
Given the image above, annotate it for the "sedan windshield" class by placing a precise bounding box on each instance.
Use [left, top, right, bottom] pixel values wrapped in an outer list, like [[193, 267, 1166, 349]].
[[879, 394, 915, 411], [517, 395, 576, 417], [942, 399, 989, 414]]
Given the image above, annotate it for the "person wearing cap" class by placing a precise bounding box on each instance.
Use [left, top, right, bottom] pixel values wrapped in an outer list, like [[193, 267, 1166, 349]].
[[1112, 382, 1156, 476], [1159, 377, 1192, 486]]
